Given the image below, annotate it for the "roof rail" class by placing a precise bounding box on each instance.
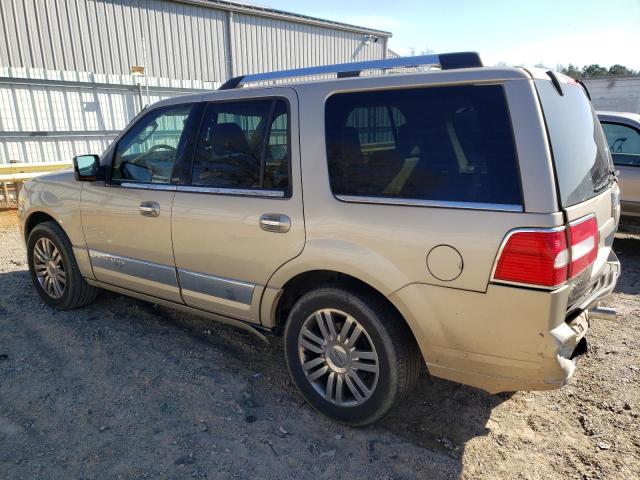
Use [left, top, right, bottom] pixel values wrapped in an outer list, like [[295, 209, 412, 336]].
[[218, 52, 483, 90]]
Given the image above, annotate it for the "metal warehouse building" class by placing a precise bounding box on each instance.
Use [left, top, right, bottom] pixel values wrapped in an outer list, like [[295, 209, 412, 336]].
[[0, 0, 391, 164]]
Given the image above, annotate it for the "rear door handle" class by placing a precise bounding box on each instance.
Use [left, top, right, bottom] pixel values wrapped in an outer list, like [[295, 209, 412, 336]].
[[259, 213, 291, 233], [139, 201, 160, 217]]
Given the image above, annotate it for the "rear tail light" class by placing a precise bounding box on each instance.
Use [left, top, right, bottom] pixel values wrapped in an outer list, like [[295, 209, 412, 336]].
[[568, 215, 598, 277], [493, 228, 568, 287], [492, 214, 598, 289]]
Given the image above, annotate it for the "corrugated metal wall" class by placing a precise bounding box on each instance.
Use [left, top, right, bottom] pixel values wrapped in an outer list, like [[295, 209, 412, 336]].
[[0, 0, 387, 83], [0, 0, 229, 82], [584, 77, 640, 113], [0, 69, 210, 163], [0, 0, 389, 163], [230, 12, 385, 76]]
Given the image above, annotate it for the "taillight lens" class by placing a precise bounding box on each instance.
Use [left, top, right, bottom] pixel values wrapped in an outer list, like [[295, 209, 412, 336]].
[[493, 228, 568, 287], [568, 215, 598, 277], [493, 215, 599, 289]]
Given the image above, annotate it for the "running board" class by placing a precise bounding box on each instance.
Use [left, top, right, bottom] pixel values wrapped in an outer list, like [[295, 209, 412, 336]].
[[85, 278, 269, 343]]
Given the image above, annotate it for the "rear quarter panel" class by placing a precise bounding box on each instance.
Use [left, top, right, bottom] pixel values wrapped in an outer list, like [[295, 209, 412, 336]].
[[265, 71, 564, 324]]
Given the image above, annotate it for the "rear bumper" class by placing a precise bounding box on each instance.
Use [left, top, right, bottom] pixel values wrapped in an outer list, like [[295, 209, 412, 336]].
[[389, 253, 621, 394]]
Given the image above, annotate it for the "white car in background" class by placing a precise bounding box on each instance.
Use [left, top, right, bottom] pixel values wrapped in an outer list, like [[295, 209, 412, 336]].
[[598, 111, 640, 225]]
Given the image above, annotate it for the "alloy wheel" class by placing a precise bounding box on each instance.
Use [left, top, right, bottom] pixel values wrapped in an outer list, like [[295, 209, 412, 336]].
[[33, 237, 66, 299], [298, 308, 379, 407]]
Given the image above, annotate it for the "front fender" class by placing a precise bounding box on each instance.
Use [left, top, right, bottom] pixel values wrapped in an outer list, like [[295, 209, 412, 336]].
[[20, 171, 85, 247]]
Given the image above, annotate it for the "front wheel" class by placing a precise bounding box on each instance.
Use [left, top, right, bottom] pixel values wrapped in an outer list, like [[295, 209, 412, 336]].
[[27, 221, 98, 310], [284, 286, 421, 426]]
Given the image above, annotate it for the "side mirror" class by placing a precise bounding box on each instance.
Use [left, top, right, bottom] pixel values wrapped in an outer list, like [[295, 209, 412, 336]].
[[73, 154, 101, 181]]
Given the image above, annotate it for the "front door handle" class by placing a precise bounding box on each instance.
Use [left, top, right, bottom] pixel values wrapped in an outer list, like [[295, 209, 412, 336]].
[[139, 201, 160, 217], [259, 213, 291, 233]]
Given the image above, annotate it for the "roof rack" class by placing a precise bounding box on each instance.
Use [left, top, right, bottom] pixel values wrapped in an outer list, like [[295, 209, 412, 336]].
[[218, 52, 483, 90]]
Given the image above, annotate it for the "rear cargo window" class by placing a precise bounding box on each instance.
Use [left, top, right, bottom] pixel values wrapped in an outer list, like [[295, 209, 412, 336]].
[[535, 81, 612, 207], [325, 85, 522, 206]]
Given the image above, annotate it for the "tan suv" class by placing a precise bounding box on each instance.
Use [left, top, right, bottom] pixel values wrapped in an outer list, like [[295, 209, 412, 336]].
[[18, 53, 621, 425]]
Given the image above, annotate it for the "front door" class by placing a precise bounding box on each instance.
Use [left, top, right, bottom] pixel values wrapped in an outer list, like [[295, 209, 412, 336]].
[[81, 102, 200, 302], [171, 88, 305, 323]]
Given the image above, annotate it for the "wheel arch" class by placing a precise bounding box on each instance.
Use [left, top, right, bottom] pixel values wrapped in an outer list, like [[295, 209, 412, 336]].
[[270, 269, 419, 349], [24, 211, 60, 243], [23, 210, 95, 280]]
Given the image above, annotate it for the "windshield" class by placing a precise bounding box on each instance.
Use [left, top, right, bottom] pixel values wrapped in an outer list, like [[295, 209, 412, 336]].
[[535, 80, 612, 207]]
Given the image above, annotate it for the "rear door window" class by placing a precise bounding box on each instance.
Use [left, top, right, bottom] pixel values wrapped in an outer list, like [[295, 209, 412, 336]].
[[535, 81, 613, 207], [325, 84, 522, 206], [601, 121, 640, 167], [191, 99, 290, 193]]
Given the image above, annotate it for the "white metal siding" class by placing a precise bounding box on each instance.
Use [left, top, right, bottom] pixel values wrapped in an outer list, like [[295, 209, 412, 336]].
[[0, 67, 213, 163], [0, 0, 231, 83], [0, 0, 387, 83], [0, 0, 390, 163], [230, 13, 386, 76]]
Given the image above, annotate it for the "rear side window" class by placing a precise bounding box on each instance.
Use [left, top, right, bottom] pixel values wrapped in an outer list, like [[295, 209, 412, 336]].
[[325, 84, 522, 206], [191, 99, 289, 192], [535, 81, 612, 207], [601, 121, 640, 167]]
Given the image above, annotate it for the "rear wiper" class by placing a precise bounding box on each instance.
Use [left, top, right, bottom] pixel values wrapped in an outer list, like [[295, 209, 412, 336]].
[[593, 171, 615, 193]]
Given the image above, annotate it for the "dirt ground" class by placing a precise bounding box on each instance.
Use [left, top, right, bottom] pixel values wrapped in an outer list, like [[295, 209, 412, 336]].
[[1, 209, 639, 479]]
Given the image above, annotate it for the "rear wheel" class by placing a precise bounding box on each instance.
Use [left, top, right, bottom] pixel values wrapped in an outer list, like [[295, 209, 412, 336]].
[[27, 221, 98, 310], [284, 286, 421, 425]]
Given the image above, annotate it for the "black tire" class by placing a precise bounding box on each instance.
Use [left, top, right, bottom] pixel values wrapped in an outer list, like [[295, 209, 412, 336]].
[[284, 285, 421, 426], [27, 221, 98, 310]]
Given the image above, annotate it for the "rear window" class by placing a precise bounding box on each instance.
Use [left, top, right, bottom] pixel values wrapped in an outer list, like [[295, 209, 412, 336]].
[[535, 80, 612, 207], [325, 84, 522, 207]]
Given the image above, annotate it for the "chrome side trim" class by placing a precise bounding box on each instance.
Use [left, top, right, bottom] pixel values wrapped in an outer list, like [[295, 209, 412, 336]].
[[335, 195, 524, 212], [117, 183, 285, 198], [89, 250, 178, 287], [178, 269, 255, 305], [176, 185, 285, 198], [120, 183, 177, 191]]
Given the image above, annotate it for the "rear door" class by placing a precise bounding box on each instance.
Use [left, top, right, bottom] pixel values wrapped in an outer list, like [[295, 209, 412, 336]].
[[171, 88, 304, 324], [535, 79, 618, 302]]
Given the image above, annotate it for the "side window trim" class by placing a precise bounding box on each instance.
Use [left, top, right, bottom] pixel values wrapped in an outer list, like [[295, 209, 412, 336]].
[[186, 96, 292, 198], [107, 103, 199, 187], [335, 194, 524, 212], [325, 84, 524, 210]]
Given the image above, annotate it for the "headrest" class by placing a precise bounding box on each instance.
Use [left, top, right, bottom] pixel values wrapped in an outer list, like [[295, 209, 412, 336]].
[[211, 123, 251, 156]]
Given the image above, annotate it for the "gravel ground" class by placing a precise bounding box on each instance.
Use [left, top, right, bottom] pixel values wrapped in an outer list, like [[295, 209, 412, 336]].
[[1, 209, 639, 479]]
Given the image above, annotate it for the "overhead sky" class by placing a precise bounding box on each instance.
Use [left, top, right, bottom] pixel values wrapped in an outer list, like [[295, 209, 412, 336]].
[[256, 0, 640, 70]]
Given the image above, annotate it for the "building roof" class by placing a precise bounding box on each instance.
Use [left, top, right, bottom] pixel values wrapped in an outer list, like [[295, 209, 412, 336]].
[[174, 0, 393, 37]]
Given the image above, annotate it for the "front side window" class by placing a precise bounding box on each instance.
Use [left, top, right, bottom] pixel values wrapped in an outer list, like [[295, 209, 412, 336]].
[[601, 122, 640, 167], [325, 85, 522, 206], [112, 104, 194, 184], [191, 99, 290, 192]]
